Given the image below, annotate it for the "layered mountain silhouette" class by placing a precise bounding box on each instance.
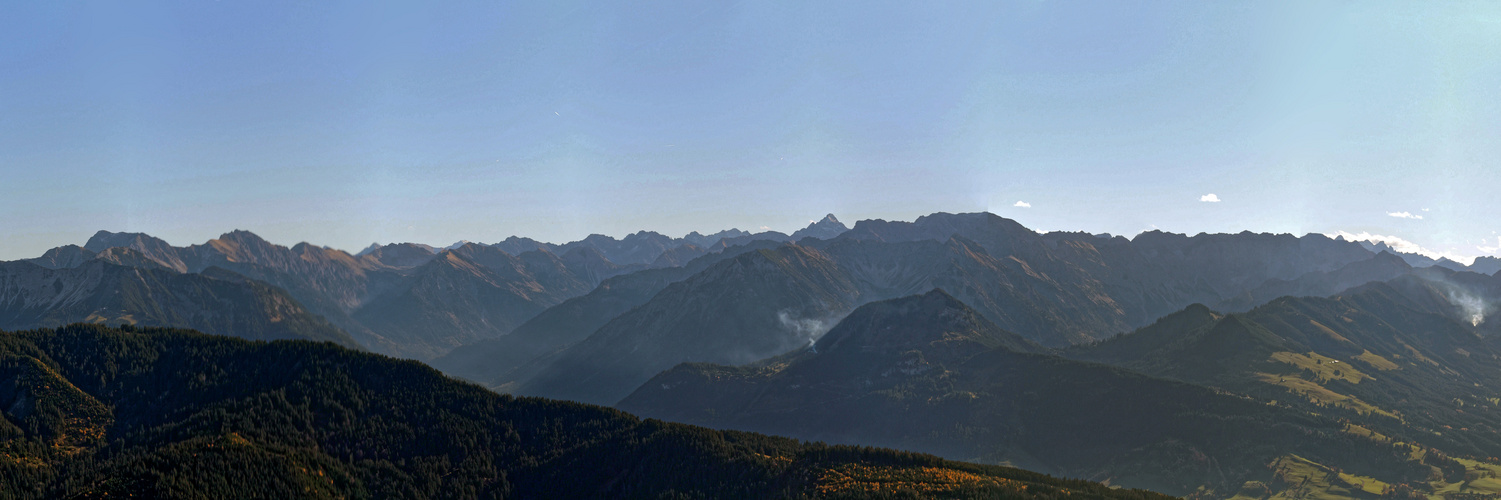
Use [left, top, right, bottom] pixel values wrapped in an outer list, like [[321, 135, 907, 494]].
[[1211, 250, 1415, 312], [457, 212, 1411, 406], [516, 244, 863, 404], [12, 211, 1501, 499], [823, 213, 1379, 344], [429, 239, 790, 388], [1352, 240, 1501, 275], [1071, 271, 1501, 458], [24, 213, 1417, 367], [14, 219, 847, 359], [0, 257, 355, 346], [0, 323, 1163, 499], [486, 217, 846, 268], [618, 290, 1429, 495]]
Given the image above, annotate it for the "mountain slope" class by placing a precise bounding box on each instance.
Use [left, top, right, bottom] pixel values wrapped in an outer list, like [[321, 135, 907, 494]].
[[83, 230, 190, 272], [821, 212, 1378, 345], [517, 244, 862, 405], [791, 214, 850, 241], [54, 231, 634, 360], [619, 290, 1425, 496], [1213, 251, 1414, 312], [478, 213, 1388, 406], [60, 213, 1387, 366], [350, 244, 593, 359], [1071, 273, 1501, 465], [0, 323, 1168, 500], [429, 239, 789, 387], [363, 242, 439, 268], [0, 259, 356, 347], [24, 245, 96, 270]]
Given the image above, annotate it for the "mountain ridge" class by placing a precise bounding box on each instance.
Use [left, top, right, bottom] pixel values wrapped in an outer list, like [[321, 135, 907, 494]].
[[618, 290, 1428, 495], [0, 323, 1166, 499]]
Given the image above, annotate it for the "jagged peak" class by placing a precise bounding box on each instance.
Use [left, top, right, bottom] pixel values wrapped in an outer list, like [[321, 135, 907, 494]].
[[1369, 250, 1414, 267], [215, 229, 271, 246], [577, 234, 617, 245], [31, 244, 95, 265], [84, 230, 173, 253], [624, 230, 669, 240], [375, 242, 438, 254], [445, 241, 494, 255], [841, 212, 1033, 245], [561, 245, 606, 260]]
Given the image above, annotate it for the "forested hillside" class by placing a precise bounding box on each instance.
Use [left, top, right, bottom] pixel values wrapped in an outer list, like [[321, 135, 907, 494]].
[[0, 324, 1164, 499]]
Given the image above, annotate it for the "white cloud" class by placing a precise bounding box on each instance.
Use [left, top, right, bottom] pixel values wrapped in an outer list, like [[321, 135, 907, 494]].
[[1478, 236, 1501, 254], [1330, 231, 1476, 265], [1200, 194, 1221, 203], [1387, 211, 1424, 220], [1013, 201, 1031, 208]]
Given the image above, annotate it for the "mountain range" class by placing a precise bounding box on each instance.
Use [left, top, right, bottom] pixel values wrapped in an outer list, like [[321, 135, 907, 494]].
[[0, 323, 1164, 499], [459, 212, 1490, 407], [617, 289, 1435, 495], [9, 216, 849, 359], [9, 211, 1501, 498], [0, 255, 355, 347]]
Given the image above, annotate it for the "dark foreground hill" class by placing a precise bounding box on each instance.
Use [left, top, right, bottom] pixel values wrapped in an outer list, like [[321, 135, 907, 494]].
[[0, 324, 1166, 500]]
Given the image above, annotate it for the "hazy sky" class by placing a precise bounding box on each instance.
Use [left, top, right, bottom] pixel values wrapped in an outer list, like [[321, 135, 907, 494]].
[[3, 1, 1499, 262]]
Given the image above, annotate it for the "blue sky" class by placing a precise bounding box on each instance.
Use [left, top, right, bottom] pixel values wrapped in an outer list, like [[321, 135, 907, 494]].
[[2, 1, 1499, 262]]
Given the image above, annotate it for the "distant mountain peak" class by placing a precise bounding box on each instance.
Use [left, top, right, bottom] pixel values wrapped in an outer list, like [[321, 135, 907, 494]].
[[81, 230, 187, 272], [220, 228, 256, 238], [215, 229, 271, 247], [1370, 250, 1411, 266], [366, 242, 441, 268], [83, 230, 172, 254], [26, 245, 97, 270], [790, 213, 850, 241]]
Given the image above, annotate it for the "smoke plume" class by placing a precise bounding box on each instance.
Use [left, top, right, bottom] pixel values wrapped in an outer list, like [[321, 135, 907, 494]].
[[778, 310, 837, 351], [1444, 287, 1490, 327]]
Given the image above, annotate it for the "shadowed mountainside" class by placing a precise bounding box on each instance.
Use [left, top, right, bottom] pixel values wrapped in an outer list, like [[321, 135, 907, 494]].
[[618, 290, 1430, 496], [1070, 271, 1501, 461], [471, 212, 1392, 406], [0, 257, 356, 347], [29, 218, 849, 360], [0, 323, 1165, 500]]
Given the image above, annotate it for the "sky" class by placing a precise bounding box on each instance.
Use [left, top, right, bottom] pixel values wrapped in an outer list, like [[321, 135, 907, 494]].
[[2, 1, 1499, 263]]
